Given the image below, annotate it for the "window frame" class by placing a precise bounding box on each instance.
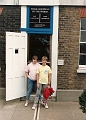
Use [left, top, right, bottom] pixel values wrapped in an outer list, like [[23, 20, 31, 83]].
[[79, 18, 86, 68]]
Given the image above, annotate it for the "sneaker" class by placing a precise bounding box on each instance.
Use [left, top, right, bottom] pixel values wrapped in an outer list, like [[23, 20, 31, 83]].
[[39, 100, 45, 106], [32, 103, 37, 110], [44, 103, 48, 109], [25, 102, 28, 107]]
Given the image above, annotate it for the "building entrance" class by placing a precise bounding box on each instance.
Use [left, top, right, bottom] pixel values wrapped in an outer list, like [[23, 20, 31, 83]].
[[27, 34, 51, 66], [26, 34, 51, 94]]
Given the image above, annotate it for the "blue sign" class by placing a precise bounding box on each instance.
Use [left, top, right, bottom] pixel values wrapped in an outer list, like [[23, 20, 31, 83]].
[[20, 6, 53, 34], [29, 7, 50, 28]]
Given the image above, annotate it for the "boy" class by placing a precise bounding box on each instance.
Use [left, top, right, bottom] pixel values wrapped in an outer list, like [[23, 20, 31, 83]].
[[32, 56, 52, 109], [25, 56, 40, 107]]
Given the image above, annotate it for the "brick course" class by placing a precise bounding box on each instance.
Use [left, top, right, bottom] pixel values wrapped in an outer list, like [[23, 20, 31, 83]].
[[0, 6, 21, 87], [58, 6, 86, 89]]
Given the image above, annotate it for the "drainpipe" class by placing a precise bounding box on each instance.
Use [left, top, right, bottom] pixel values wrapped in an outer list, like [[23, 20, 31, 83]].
[[14, 0, 19, 5]]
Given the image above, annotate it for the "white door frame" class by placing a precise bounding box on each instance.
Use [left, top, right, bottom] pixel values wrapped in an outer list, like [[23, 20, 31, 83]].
[[21, 6, 59, 96], [51, 6, 59, 96]]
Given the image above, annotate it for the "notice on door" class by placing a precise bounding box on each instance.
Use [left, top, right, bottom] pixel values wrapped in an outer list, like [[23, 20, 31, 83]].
[[29, 6, 50, 28]]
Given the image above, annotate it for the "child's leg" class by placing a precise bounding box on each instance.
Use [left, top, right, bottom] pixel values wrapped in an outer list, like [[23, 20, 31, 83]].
[[34, 84, 42, 103], [26, 78, 33, 100], [42, 84, 49, 109], [32, 84, 43, 110], [42, 84, 48, 102], [25, 78, 33, 107]]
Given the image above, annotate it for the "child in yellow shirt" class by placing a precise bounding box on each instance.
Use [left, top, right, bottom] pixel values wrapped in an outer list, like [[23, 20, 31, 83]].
[[32, 56, 52, 110]]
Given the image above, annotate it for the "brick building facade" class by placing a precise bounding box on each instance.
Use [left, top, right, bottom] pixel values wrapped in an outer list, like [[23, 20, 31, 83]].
[[0, 5, 86, 100], [58, 6, 86, 90], [0, 6, 21, 88]]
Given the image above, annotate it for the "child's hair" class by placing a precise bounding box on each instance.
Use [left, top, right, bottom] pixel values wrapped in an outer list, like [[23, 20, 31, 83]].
[[42, 56, 48, 61], [32, 55, 38, 60]]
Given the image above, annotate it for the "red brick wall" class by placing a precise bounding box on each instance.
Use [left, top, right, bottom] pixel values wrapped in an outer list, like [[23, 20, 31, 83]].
[[58, 6, 86, 89], [78, 7, 86, 18]]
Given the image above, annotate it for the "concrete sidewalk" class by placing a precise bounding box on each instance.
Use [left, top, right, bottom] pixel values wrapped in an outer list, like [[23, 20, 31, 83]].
[[0, 99, 86, 120]]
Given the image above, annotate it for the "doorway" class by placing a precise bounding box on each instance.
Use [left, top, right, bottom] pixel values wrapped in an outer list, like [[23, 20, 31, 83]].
[[27, 34, 51, 66], [27, 34, 51, 95]]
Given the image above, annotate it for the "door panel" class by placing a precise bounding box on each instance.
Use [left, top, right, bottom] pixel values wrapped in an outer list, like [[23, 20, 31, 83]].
[[6, 32, 27, 101]]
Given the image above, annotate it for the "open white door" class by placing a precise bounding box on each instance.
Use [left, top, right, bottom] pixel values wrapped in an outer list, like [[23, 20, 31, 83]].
[[6, 32, 27, 101]]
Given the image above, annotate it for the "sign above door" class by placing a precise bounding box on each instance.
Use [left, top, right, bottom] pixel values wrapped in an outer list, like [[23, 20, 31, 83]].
[[30, 7, 50, 28], [20, 6, 53, 34]]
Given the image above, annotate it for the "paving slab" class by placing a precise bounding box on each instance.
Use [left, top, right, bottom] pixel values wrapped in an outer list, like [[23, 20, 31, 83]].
[[52, 102, 86, 120], [0, 100, 86, 120], [11, 101, 35, 120], [39, 102, 54, 120], [11, 110, 34, 120], [0, 99, 19, 120], [2, 101, 19, 110], [39, 101, 86, 120], [0, 100, 5, 110], [16, 101, 34, 110], [0, 109, 15, 120]]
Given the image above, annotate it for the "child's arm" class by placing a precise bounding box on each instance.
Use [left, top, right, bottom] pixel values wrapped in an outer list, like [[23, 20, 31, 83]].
[[37, 73, 40, 88], [48, 73, 52, 85], [25, 71, 29, 77]]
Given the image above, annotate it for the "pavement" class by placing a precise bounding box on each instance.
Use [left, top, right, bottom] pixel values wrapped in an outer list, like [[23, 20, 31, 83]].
[[0, 98, 86, 120]]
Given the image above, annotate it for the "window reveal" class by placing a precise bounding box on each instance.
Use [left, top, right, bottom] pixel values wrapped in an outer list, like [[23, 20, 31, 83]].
[[79, 18, 86, 65]]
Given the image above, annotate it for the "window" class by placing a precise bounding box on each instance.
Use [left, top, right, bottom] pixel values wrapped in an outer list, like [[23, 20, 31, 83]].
[[79, 18, 86, 66], [28, 34, 50, 61]]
